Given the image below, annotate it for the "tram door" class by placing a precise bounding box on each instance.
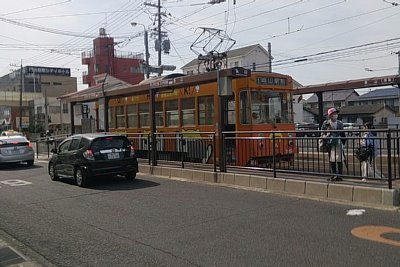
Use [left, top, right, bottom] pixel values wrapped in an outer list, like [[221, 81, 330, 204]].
[[225, 95, 236, 164]]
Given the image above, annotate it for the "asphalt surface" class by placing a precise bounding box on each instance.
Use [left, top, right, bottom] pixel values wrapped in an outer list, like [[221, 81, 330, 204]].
[[0, 160, 399, 267]]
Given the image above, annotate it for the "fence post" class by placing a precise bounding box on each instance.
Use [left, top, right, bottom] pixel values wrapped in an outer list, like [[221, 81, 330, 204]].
[[147, 134, 151, 166], [220, 132, 226, 173], [387, 131, 392, 189], [272, 132, 276, 178], [180, 133, 184, 169], [47, 139, 50, 158], [213, 133, 217, 172], [36, 139, 39, 159]]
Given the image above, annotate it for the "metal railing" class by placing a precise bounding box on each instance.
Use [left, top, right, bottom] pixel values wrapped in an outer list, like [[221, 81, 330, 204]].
[[33, 129, 400, 189], [126, 132, 217, 172]]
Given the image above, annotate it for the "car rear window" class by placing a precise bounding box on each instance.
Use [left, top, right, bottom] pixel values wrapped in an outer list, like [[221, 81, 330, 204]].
[[90, 136, 130, 152], [0, 138, 29, 147]]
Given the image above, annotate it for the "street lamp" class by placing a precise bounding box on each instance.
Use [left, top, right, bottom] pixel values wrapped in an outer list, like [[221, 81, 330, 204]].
[[131, 22, 150, 79], [131, 22, 156, 166]]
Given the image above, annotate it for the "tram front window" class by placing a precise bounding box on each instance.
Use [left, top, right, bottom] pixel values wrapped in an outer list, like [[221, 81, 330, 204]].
[[251, 91, 292, 124]]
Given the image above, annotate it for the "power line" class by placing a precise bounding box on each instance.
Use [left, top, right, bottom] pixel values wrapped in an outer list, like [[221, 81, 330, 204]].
[[1, 0, 72, 16]]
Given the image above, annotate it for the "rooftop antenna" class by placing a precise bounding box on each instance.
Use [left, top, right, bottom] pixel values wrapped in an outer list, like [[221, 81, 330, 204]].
[[190, 27, 236, 72]]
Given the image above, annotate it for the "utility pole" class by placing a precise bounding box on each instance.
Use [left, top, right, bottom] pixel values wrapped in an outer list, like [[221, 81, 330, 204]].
[[395, 51, 400, 114], [44, 86, 48, 133], [157, 0, 162, 76], [19, 60, 23, 132], [143, 0, 165, 166], [144, 30, 150, 79]]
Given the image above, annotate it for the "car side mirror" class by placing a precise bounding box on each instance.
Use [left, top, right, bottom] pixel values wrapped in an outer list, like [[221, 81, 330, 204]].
[[50, 148, 58, 154]]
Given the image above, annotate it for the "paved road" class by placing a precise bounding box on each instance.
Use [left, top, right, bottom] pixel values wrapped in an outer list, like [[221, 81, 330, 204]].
[[0, 161, 399, 267]]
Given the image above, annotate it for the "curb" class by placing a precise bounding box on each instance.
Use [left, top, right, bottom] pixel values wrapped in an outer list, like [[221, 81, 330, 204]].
[[140, 164, 400, 210]]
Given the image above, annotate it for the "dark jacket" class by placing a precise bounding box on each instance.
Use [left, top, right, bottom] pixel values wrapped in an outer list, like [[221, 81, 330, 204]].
[[321, 120, 346, 145]]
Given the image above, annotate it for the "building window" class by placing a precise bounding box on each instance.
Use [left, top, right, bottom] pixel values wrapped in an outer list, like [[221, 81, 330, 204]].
[[127, 104, 137, 128], [166, 99, 179, 126], [62, 103, 68, 114], [139, 103, 149, 127], [94, 64, 99, 74], [230, 61, 239, 68], [181, 98, 195, 126], [53, 82, 62, 86], [187, 70, 194, 75], [49, 106, 60, 114], [198, 95, 214, 125], [116, 106, 125, 128]]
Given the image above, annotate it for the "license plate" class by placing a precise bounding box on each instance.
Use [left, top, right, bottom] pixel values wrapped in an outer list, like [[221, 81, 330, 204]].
[[107, 153, 120, 160]]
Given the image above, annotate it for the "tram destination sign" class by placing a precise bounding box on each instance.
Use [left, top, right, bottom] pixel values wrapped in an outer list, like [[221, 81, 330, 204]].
[[256, 77, 287, 86]]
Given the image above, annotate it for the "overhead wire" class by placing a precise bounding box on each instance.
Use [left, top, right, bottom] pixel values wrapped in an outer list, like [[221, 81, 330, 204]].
[[1, 0, 72, 16], [25, 1, 143, 68], [167, 2, 399, 67], [22, 0, 144, 86]]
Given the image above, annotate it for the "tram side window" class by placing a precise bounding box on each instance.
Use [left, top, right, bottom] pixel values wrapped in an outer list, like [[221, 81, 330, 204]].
[[198, 96, 214, 125], [116, 106, 125, 128], [108, 107, 115, 128], [166, 99, 179, 127], [156, 102, 164, 127], [181, 98, 195, 126], [127, 104, 137, 128], [139, 103, 150, 128], [251, 91, 291, 124], [227, 95, 235, 125], [239, 90, 250, 124]]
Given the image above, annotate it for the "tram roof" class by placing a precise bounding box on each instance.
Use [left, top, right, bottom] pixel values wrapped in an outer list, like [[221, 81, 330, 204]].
[[60, 68, 251, 103]]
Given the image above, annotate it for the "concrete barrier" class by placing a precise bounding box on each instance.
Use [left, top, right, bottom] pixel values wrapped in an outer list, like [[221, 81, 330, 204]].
[[138, 164, 399, 208], [285, 180, 306, 195]]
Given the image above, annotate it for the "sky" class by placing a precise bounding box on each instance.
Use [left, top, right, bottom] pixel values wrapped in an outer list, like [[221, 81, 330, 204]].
[[0, 0, 399, 95]]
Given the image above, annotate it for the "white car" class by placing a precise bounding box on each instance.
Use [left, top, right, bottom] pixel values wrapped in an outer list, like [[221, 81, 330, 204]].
[[0, 136, 34, 166], [343, 123, 359, 136], [1, 130, 23, 137]]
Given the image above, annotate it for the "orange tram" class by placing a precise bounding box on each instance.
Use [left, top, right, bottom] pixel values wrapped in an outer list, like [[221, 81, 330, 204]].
[[106, 70, 296, 167]]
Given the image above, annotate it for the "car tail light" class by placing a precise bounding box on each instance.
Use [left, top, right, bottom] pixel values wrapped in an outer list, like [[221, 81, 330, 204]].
[[83, 149, 95, 160], [129, 146, 135, 157], [27, 142, 32, 148]]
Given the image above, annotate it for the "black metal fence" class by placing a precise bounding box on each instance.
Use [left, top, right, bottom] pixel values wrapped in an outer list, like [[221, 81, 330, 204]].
[[34, 129, 400, 189]]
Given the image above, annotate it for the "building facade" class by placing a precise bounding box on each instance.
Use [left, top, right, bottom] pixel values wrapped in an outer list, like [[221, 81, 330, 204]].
[[348, 87, 400, 113], [81, 28, 145, 87], [181, 44, 272, 74], [305, 89, 360, 111], [0, 66, 77, 134]]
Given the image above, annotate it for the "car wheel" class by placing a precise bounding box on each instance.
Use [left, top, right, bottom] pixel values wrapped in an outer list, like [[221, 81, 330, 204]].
[[125, 171, 136, 180], [49, 163, 59, 181], [75, 168, 88, 187], [26, 160, 34, 167]]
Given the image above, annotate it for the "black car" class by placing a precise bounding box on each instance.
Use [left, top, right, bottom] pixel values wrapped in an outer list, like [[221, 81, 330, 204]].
[[295, 123, 320, 137], [48, 133, 138, 187]]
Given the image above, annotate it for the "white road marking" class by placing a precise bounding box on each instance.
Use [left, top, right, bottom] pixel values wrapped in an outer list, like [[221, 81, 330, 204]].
[[346, 209, 366, 216], [0, 180, 32, 187]]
